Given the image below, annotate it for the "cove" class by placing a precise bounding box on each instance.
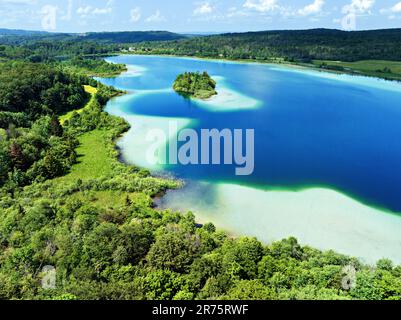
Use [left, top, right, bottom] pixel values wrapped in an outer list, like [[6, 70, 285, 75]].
[[98, 55, 401, 264]]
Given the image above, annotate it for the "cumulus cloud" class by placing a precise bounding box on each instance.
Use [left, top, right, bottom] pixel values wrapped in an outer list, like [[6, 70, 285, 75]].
[[194, 2, 213, 15], [77, 5, 91, 17], [298, 0, 325, 16], [243, 0, 278, 12], [226, 6, 249, 18], [342, 0, 375, 14], [92, 7, 112, 15], [76, 0, 114, 18], [76, 1, 113, 18], [145, 10, 166, 23], [379, 1, 401, 19]]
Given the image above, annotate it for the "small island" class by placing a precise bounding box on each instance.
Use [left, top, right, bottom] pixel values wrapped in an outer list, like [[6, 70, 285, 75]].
[[173, 71, 217, 99]]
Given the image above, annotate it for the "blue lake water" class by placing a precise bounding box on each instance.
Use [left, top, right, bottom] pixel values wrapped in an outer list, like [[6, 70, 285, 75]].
[[99, 55, 401, 264]]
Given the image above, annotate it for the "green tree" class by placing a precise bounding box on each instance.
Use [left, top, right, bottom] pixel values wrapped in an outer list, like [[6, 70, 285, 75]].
[[147, 225, 201, 273], [10, 141, 26, 170], [50, 114, 63, 137]]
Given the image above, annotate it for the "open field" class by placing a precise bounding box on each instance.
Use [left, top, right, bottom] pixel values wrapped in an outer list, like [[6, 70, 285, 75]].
[[54, 129, 113, 184], [312, 60, 401, 81]]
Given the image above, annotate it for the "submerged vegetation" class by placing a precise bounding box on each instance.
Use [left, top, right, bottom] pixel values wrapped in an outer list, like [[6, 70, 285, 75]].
[[173, 71, 217, 99]]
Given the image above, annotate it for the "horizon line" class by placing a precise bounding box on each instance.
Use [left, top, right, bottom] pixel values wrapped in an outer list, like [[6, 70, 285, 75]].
[[1, 27, 401, 35]]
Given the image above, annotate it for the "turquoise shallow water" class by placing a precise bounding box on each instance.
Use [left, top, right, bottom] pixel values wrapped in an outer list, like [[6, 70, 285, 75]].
[[99, 55, 401, 263]]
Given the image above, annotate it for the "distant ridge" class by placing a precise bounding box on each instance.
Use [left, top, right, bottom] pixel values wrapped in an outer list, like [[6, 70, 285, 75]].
[[80, 31, 186, 43], [133, 28, 401, 62], [0, 28, 185, 44], [218, 27, 401, 36], [0, 28, 53, 36]]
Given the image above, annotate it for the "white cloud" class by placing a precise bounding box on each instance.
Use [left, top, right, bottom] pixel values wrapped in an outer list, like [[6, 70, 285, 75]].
[[298, 0, 325, 16], [130, 7, 141, 22], [41, 4, 57, 31], [77, 1, 113, 18], [243, 0, 278, 12], [380, 1, 401, 19], [391, 2, 401, 13], [194, 2, 213, 15], [339, 0, 374, 30], [92, 7, 112, 15], [61, 0, 73, 21], [145, 10, 166, 23], [226, 6, 249, 18], [77, 5, 92, 17], [0, 0, 35, 4], [342, 0, 375, 14], [0, 1, 36, 27]]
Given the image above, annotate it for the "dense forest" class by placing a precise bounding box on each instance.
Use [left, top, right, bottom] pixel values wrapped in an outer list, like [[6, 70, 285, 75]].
[[0, 61, 88, 186], [2, 28, 401, 81], [1, 30, 401, 300], [62, 57, 127, 77], [3, 28, 401, 63], [0, 30, 184, 64], [173, 72, 217, 99], [0, 30, 184, 46], [132, 29, 401, 63]]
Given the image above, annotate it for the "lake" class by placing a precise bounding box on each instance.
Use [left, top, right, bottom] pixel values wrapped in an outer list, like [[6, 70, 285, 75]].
[[98, 55, 401, 264]]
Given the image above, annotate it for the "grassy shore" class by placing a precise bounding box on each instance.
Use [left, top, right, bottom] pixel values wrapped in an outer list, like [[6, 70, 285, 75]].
[[312, 60, 401, 81], [51, 85, 179, 209], [56, 129, 114, 183]]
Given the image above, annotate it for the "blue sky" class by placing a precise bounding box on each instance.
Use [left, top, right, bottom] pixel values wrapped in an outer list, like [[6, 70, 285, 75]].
[[0, 0, 400, 33]]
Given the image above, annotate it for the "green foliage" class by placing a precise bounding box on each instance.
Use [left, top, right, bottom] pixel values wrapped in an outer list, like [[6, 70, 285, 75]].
[[315, 60, 401, 80], [0, 112, 29, 129], [132, 29, 401, 81], [134, 29, 401, 63], [5, 88, 390, 300], [173, 71, 217, 99], [1, 37, 401, 300], [62, 57, 127, 77], [0, 115, 78, 188], [0, 61, 88, 120], [147, 223, 202, 273]]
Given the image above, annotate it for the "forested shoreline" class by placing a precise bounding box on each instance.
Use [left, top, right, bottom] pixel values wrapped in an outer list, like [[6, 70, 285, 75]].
[[1, 32, 401, 300], [2, 28, 401, 81], [125, 29, 401, 81]]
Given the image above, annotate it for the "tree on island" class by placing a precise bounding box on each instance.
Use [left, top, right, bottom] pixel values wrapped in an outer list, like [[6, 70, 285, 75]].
[[173, 71, 217, 99]]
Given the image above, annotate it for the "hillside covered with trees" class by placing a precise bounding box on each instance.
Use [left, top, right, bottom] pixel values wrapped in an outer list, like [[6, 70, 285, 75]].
[[0, 30, 185, 46], [132, 29, 401, 63]]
